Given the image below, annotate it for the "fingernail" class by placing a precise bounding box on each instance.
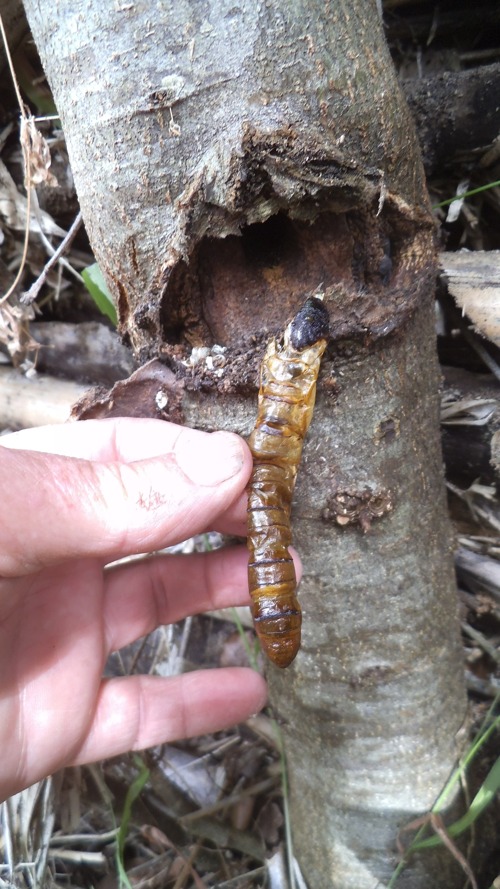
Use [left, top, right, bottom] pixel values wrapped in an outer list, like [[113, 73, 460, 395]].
[[176, 431, 245, 486]]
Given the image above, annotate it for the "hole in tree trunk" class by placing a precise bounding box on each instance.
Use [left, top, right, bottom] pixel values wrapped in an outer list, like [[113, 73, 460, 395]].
[[159, 207, 419, 349], [240, 213, 299, 268]]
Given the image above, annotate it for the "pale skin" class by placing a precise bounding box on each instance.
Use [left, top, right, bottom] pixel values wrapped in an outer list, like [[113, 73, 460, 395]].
[[0, 418, 282, 803]]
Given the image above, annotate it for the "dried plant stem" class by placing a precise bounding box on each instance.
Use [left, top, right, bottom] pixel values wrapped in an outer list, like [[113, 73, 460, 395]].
[[0, 12, 26, 114], [0, 187, 32, 306], [21, 210, 83, 304], [0, 13, 33, 306]]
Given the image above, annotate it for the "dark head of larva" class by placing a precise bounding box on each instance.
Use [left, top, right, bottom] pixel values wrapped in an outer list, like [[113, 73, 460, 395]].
[[290, 297, 330, 351]]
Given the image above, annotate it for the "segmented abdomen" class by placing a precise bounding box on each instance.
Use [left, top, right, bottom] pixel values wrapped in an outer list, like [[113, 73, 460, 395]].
[[247, 297, 329, 668]]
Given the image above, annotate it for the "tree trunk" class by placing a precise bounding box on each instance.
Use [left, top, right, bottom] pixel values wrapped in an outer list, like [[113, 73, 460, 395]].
[[21, 1, 469, 886]]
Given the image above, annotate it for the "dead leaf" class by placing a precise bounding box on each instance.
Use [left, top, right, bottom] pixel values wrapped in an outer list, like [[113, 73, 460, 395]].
[[0, 158, 65, 236], [20, 116, 59, 188]]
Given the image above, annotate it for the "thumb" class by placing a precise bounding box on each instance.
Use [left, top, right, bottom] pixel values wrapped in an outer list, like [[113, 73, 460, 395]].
[[0, 428, 251, 576]]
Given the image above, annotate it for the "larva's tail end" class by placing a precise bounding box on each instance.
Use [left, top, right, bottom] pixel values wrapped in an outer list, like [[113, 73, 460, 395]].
[[261, 636, 300, 669], [251, 595, 301, 668]]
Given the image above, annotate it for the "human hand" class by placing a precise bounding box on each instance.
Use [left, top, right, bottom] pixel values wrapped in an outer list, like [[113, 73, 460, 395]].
[[0, 418, 268, 802]]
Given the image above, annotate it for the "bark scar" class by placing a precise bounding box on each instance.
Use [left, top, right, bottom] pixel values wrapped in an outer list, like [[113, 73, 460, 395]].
[[321, 486, 394, 532]]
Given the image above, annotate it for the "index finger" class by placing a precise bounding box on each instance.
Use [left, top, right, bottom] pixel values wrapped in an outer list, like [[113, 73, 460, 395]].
[[0, 426, 252, 576], [1, 417, 238, 463]]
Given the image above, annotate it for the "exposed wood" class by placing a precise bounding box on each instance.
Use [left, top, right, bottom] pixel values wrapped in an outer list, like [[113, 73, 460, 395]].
[[440, 251, 500, 348], [0, 365, 88, 429]]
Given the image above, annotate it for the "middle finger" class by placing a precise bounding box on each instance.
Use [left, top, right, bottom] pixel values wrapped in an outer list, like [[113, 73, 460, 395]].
[[103, 545, 251, 653]]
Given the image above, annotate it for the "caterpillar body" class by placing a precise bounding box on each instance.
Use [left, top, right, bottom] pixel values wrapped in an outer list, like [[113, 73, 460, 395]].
[[247, 297, 329, 668]]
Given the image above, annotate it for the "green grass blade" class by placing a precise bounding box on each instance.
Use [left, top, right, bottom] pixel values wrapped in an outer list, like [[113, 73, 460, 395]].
[[231, 606, 261, 670], [115, 756, 150, 889], [412, 754, 500, 851], [425, 708, 500, 821], [82, 262, 118, 325], [433, 179, 500, 209], [387, 696, 500, 887]]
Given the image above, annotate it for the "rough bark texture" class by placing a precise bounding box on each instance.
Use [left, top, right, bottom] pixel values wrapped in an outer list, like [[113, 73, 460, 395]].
[[22, 0, 433, 363], [21, 1, 469, 886]]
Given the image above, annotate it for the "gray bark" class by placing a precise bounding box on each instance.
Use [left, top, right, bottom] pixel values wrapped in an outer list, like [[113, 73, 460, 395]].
[[20, 1, 470, 886], [21, 0, 434, 360]]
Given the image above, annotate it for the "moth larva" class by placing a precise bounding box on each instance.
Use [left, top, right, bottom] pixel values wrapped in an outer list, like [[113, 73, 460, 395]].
[[247, 296, 329, 668]]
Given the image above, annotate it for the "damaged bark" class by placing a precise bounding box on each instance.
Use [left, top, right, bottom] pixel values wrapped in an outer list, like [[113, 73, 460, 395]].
[[21, 1, 470, 886], [22, 0, 434, 363]]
